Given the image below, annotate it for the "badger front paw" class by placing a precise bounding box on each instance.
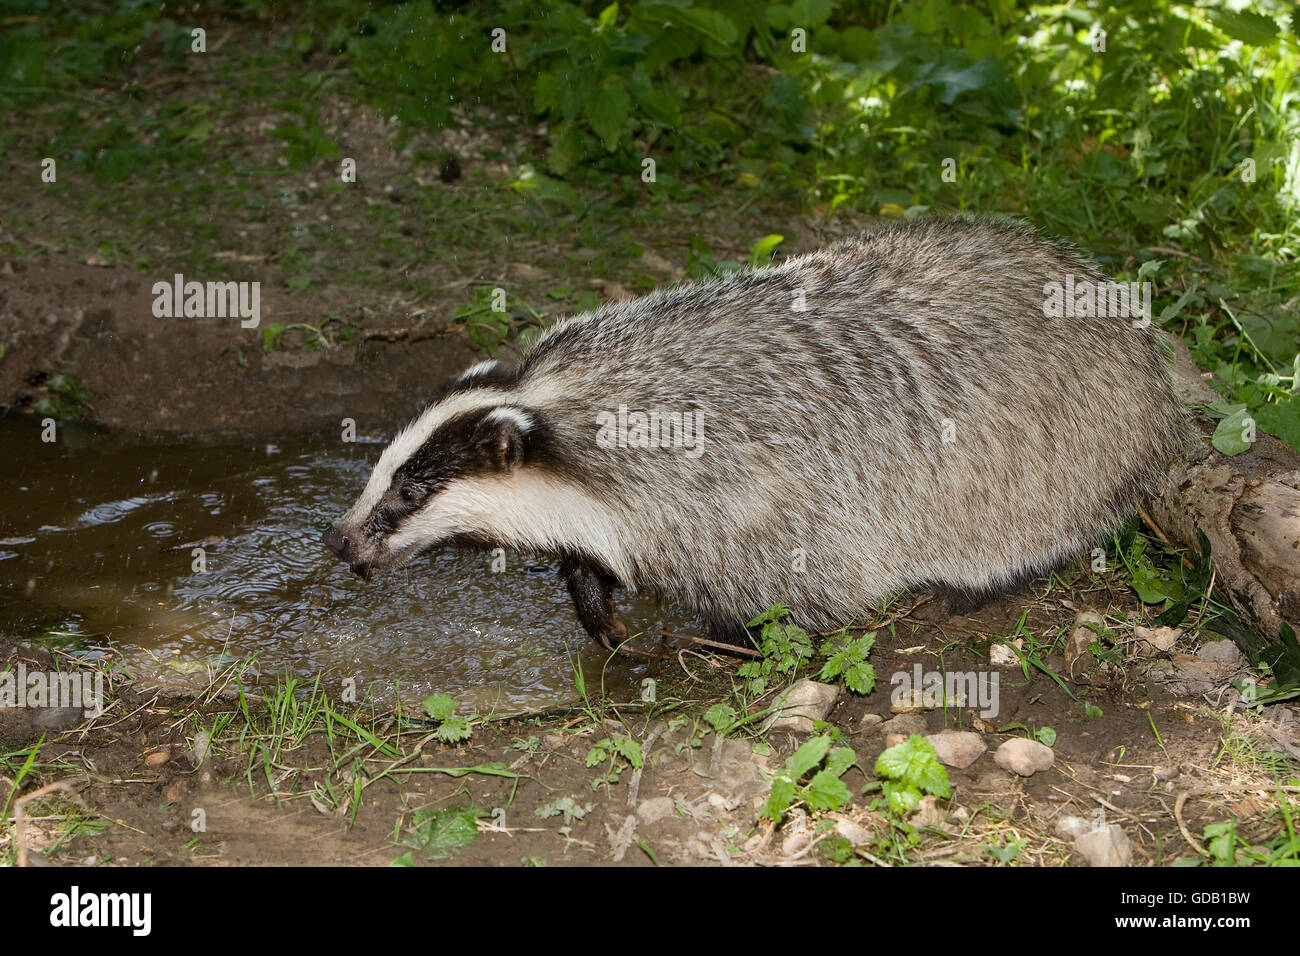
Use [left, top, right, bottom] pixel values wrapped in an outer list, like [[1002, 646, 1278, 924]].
[[596, 617, 628, 653]]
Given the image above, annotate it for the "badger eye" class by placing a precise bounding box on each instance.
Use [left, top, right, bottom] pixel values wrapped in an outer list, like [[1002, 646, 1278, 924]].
[[399, 484, 418, 504]]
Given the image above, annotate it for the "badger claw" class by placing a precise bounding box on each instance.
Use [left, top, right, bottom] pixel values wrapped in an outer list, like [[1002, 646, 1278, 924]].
[[596, 619, 628, 653]]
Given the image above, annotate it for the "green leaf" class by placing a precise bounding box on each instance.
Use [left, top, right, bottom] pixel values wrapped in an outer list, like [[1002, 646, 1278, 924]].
[[585, 77, 631, 152], [632, 83, 681, 126], [614, 738, 643, 768], [844, 661, 876, 695], [402, 806, 481, 859], [805, 769, 852, 811], [650, 6, 740, 51], [510, 165, 582, 211], [789, 0, 835, 28], [535, 797, 594, 824], [883, 780, 921, 815], [436, 716, 472, 744], [703, 703, 738, 733], [261, 323, 285, 354], [1212, 407, 1254, 455], [747, 603, 791, 628], [1207, 9, 1278, 46], [747, 234, 784, 268], [1255, 399, 1300, 453], [823, 746, 856, 778], [787, 735, 835, 777], [596, 2, 619, 31], [545, 120, 586, 176], [817, 631, 876, 694], [914, 756, 951, 799], [876, 734, 950, 800], [1131, 561, 1179, 604], [762, 777, 798, 821], [423, 694, 456, 721]]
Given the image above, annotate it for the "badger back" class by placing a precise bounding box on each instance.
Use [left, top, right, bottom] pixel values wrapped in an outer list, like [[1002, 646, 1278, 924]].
[[510, 217, 1188, 628]]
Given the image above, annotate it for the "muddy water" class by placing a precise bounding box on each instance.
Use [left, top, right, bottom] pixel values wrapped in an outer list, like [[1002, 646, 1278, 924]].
[[0, 416, 689, 712]]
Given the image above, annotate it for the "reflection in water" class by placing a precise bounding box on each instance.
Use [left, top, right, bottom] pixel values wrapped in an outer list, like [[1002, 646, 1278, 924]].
[[0, 416, 691, 711]]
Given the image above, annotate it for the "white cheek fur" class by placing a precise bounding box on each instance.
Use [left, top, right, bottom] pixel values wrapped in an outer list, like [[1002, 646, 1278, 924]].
[[384, 471, 631, 583], [342, 378, 565, 528]]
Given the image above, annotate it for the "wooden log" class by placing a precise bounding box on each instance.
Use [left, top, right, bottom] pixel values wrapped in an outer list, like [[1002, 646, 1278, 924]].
[[1150, 334, 1300, 642]]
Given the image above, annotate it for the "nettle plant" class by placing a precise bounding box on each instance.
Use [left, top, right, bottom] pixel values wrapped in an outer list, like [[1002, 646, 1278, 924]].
[[340, 0, 828, 185]]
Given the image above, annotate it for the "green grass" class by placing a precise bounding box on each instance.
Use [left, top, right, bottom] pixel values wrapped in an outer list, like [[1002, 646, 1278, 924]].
[[1, 1, 1294, 449]]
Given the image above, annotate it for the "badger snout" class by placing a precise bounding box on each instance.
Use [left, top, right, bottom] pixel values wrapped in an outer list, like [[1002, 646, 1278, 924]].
[[323, 525, 372, 579], [322, 525, 351, 559]]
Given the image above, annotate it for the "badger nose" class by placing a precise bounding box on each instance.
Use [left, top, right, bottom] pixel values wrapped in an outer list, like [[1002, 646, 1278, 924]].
[[322, 526, 350, 559]]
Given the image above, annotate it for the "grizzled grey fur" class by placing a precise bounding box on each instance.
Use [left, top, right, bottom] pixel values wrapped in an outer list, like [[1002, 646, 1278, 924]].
[[325, 217, 1190, 650]]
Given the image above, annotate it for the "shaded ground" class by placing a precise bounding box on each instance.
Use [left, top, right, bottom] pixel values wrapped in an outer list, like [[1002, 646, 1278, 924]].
[[0, 20, 829, 438], [4, 582, 1297, 867], [0, 257, 479, 438]]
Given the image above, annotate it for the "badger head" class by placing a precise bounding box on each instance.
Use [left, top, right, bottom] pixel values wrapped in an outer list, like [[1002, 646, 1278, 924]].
[[323, 362, 626, 580]]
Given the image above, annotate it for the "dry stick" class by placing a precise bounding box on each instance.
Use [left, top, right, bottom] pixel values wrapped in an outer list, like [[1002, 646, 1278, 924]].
[[674, 646, 733, 681], [781, 832, 831, 862], [675, 648, 701, 681], [810, 596, 933, 638], [659, 630, 762, 658], [1053, 768, 1157, 841], [1139, 506, 1197, 571], [1173, 791, 1208, 856], [625, 725, 665, 810], [611, 637, 668, 661], [1142, 246, 1210, 265], [361, 327, 453, 343]]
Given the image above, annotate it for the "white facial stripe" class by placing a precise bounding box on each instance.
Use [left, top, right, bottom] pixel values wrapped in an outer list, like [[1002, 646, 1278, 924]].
[[485, 406, 534, 432], [344, 389, 505, 524], [385, 471, 630, 583], [458, 360, 499, 381], [343, 379, 566, 527]]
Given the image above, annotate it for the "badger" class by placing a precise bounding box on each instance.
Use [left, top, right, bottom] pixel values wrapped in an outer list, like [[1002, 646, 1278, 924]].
[[324, 217, 1189, 652]]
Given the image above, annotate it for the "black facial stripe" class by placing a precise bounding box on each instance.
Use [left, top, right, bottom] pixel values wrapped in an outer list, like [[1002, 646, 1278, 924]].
[[413, 363, 523, 417], [403, 406, 557, 480], [360, 406, 559, 540]]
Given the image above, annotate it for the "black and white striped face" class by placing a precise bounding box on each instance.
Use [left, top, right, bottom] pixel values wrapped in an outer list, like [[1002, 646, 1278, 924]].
[[322, 362, 629, 581]]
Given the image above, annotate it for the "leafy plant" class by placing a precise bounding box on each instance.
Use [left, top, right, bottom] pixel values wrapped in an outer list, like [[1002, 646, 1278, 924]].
[[874, 734, 951, 817], [422, 693, 473, 744], [585, 734, 642, 788], [817, 630, 876, 695], [453, 287, 544, 356], [736, 604, 813, 695], [399, 805, 484, 860], [702, 702, 739, 735], [32, 372, 92, 419], [535, 796, 595, 825], [761, 734, 856, 822]]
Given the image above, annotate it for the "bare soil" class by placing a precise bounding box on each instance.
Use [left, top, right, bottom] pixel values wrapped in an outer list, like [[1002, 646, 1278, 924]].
[[4, 588, 1297, 867], [0, 258, 478, 439]]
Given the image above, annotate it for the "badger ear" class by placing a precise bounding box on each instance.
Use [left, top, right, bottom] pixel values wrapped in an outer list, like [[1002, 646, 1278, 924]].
[[476, 407, 536, 473]]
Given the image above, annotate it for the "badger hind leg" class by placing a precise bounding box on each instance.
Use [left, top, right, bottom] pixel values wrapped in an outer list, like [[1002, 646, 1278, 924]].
[[558, 552, 631, 653], [921, 568, 1041, 620], [703, 612, 760, 649]]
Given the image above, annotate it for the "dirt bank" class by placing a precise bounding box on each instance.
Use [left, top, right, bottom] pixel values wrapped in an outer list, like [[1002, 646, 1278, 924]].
[[0, 257, 479, 439]]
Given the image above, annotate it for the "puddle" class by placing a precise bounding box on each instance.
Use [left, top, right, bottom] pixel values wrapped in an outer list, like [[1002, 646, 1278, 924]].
[[0, 415, 691, 712]]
